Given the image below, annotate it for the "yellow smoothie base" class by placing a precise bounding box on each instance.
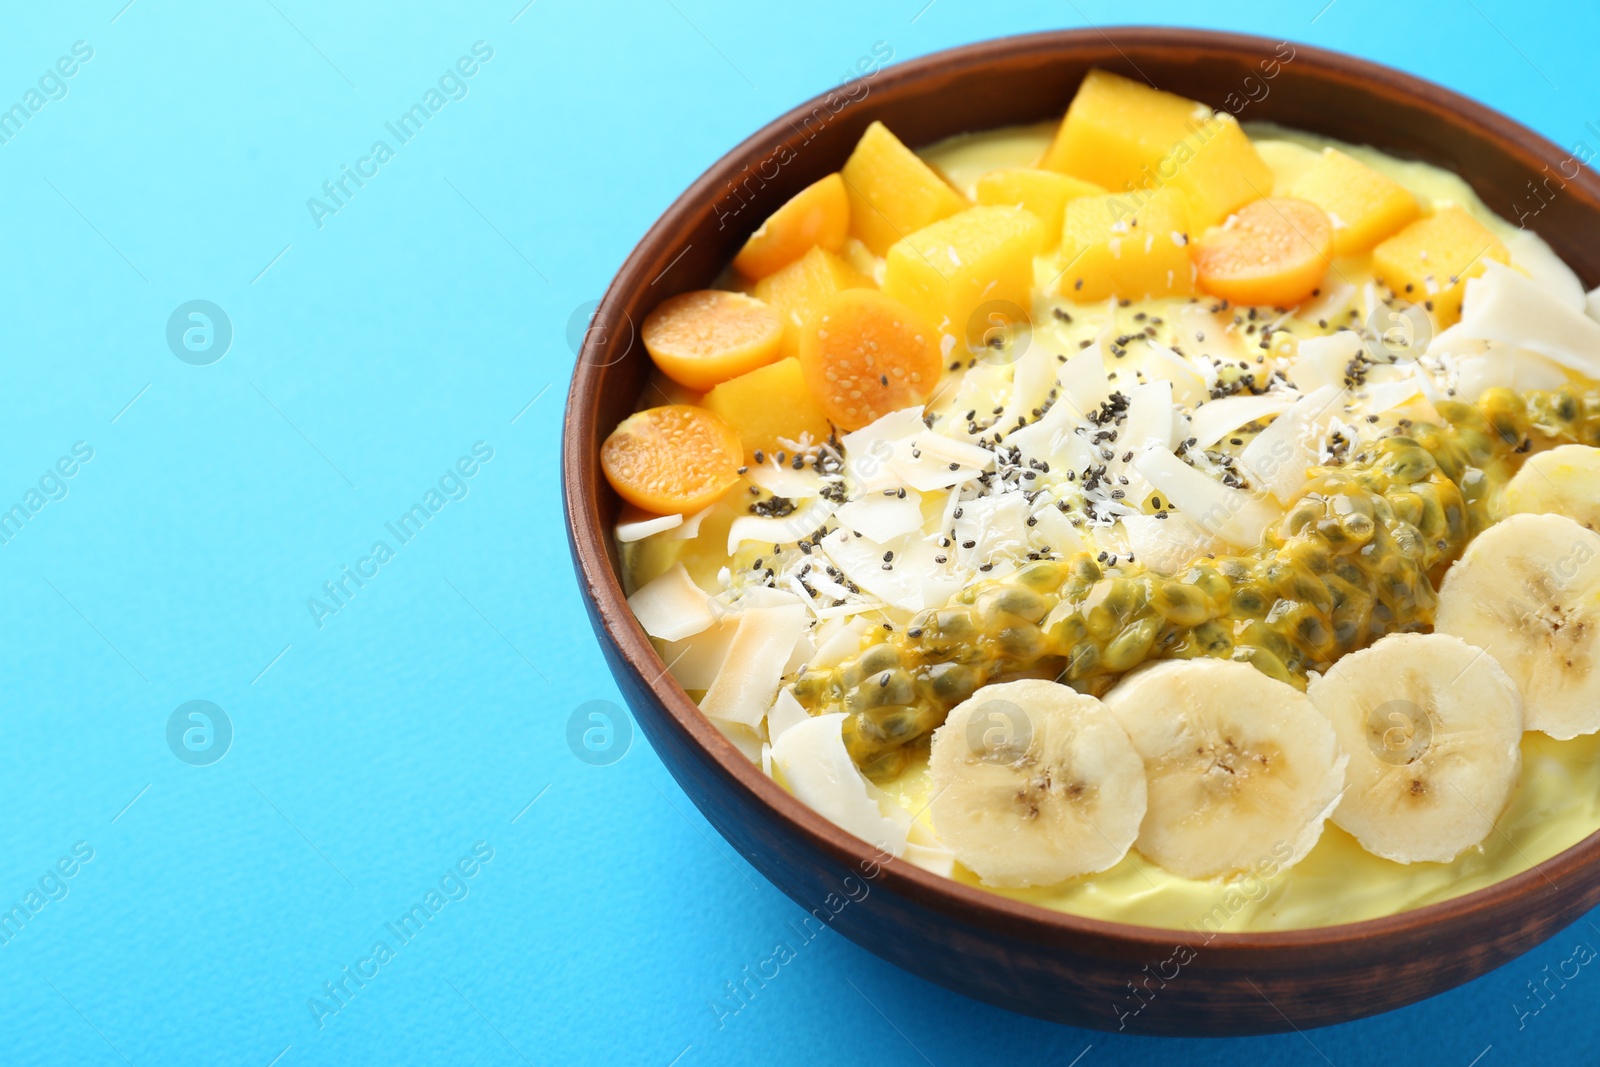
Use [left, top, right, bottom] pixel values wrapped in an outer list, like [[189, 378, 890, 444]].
[[629, 122, 1600, 933]]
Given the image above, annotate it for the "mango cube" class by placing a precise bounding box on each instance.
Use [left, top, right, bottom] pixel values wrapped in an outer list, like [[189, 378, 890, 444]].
[[1059, 186, 1195, 302], [881, 206, 1047, 341], [1285, 148, 1421, 256], [841, 121, 968, 255], [1371, 206, 1509, 327], [1041, 69, 1271, 231], [703, 357, 832, 454], [1041, 69, 1212, 192], [752, 246, 871, 359], [974, 168, 1105, 240], [839, 236, 882, 283], [1161, 113, 1274, 229]]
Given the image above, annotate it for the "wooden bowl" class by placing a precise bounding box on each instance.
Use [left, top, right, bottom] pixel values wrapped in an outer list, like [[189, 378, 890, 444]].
[[563, 28, 1600, 1035]]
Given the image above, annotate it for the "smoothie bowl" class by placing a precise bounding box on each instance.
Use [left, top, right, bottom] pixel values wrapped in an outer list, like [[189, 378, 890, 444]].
[[563, 28, 1600, 1034]]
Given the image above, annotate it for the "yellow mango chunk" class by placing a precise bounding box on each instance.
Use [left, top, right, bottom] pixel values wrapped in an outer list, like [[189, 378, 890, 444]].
[[1285, 148, 1421, 256], [1041, 70, 1270, 230], [752, 246, 872, 359], [1371, 206, 1509, 327], [1161, 114, 1274, 229], [645, 368, 701, 408], [1041, 69, 1212, 192], [882, 206, 1047, 341], [840, 236, 882, 284], [702, 357, 833, 455], [974, 168, 1105, 239], [1059, 186, 1195, 302], [841, 121, 968, 255]]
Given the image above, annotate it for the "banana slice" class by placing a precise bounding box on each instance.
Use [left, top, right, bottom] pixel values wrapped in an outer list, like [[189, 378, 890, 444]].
[[928, 679, 1146, 888], [1504, 444, 1600, 532], [1307, 633, 1523, 864], [1435, 511, 1600, 739], [1102, 659, 1346, 880]]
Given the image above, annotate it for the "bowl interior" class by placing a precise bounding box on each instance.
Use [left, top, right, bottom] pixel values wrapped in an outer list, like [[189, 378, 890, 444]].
[[564, 26, 1600, 959]]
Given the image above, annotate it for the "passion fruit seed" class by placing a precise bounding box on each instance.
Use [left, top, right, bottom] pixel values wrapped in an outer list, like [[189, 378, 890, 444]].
[[799, 385, 1600, 776]]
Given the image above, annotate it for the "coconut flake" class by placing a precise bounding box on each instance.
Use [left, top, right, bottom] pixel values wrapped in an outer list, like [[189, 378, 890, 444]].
[[842, 407, 926, 491], [1287, 331, 1363, 394], [1238, 385, 1343, 505], [1133, 444, 1278, 549], [1007, 402, 1096, 476], [665, 504, 715, 541], [811, 616, 871, 669], [658, 616, 740, 690], [1121, 511, 1223, 575], [627, 563, 716, 641], [783, 629, 816, 676], [766, 687, 811, 742], [821, 527, 958, 611], [1452, 348, 1569, 401], [1055, 344, 1114, 421], [1188, 393, 1297, 449], [836, 490, 924, 544], [1140, 340, 1208, 406], [1449, 262, 1600, 378], [798, 564, 855, 604], [707, 715, 764, 762], [1360, 378, 1421, 414], [1029, 500, 1088, 557], [741, 585, 809, 610], [1360, 280, 1382, 325], [998, 333, 1057, 430], [746, 458, 825, 499], [615, 506, 684, 543], [953, 492, 1031, 568], [769, 713, 908, 856], [811, 600, 891, 621], [1506, 228, 1586, 312], [700, 598, 809, 728], [727, 497, 836, 555], [1120, 380, 1177, 451], [889, 432, 993, 491]]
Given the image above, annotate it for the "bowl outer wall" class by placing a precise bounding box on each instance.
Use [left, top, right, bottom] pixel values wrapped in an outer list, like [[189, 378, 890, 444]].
[[562, 27, 1600, 1035]]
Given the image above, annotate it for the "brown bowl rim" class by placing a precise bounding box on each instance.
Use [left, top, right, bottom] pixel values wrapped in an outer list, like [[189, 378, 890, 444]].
[[564, 25, 1600, 960]]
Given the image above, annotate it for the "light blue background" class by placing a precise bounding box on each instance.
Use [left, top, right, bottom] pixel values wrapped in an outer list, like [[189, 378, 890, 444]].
[[0, 2, 1595, 1064]]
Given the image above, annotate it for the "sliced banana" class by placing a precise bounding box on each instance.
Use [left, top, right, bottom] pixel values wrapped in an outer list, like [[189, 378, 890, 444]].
[[1504, 444, 1600, 532], [1307, 633, 1523, 864], [928, 679, 1146, 888], [1433, 511, 1600, 739], [1102, 659, 1346, 880], [1435, 512, 1600, 739]]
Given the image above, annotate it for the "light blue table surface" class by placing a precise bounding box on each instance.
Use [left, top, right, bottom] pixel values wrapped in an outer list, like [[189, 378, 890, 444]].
[[1, 1, 1596, 1063]]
